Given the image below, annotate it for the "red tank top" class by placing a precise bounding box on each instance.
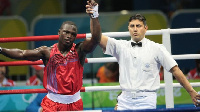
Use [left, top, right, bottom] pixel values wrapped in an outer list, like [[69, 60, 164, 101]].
[[43, 43, 83, 95]]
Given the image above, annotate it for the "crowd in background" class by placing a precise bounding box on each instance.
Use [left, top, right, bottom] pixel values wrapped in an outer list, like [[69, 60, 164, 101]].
[[1, 0, 200, 18], [65, 0, 200, 20]]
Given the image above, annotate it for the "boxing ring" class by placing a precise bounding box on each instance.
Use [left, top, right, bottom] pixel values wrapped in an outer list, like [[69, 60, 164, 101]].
[[1, 28, 200, 111]]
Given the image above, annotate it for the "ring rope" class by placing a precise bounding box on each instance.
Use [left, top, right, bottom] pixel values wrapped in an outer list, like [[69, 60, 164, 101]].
[[0, 60, 43, 66], [1, 54, 200, 66], [0, 82, 200, 94], [85, 28, 200, 37], [0, 59, 87, 66], [0, 89, 48, 94], [0, 34, 86, 43], [0, 87, 86, 95], [0, 28, 200, 42]]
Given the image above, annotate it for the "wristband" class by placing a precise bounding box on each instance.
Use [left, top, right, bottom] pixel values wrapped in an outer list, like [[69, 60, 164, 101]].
[[91, 4, 99, 18]]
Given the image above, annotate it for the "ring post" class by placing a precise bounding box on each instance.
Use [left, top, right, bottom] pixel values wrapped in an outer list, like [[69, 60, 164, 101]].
[[162, 28, 174, 108]]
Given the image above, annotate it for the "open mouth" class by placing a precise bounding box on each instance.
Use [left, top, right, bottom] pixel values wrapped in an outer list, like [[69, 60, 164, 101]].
[[65, 40, 70, 43], [64, 39, 70, 43]]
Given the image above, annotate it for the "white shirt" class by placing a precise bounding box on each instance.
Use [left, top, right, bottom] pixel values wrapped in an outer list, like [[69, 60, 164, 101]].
[[104, 37, 177, 92]]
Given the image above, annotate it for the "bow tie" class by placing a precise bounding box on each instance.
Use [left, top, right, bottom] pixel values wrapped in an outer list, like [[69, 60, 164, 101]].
[[131, 42, 142, 47]]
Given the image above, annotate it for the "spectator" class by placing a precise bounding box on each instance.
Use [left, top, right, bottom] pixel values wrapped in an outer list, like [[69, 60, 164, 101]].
[[26, 65, 46, 112], [26, 65, 44, 86], [187, 51, 200, 79], [96, 62, 119, 83], [0, 59, 15, 86]]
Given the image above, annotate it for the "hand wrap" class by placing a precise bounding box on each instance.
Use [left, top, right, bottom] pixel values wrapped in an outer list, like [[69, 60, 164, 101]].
[[91, 4, 99, 18]]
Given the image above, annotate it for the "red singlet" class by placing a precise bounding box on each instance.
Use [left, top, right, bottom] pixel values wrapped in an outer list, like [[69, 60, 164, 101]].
[[43, 43, 83, 95]]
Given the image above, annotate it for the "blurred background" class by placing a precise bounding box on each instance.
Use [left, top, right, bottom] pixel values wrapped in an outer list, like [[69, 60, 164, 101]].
[[0, 0, 200, 111]]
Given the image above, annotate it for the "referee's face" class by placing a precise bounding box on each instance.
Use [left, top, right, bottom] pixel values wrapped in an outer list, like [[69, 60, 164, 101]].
[[128, 19, 148, 42]]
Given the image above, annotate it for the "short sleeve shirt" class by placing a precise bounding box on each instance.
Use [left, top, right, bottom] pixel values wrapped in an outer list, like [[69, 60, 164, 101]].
[[104, 37, 177, 91]]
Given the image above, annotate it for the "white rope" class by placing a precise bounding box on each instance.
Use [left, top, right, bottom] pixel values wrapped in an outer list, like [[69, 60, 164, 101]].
[[87, 57, 117, 63], [173, 54, 200, 60], [86, 31, 130, 38], [85, 28, 200, 38], [87, 54, 200, 63], [160, 82, 200, 88], [84, 82, 200, 92], [168, 28, 200, 34], [85, 85, 121, 92]]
